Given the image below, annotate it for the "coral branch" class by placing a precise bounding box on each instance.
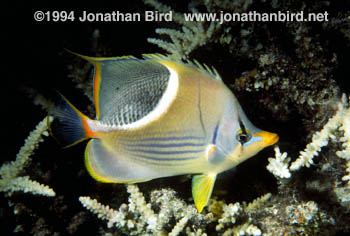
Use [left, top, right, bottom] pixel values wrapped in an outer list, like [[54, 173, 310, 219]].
[[4, 176, 55, 197], [144, 0, 222, 59], [290, 95, 349, 171], [0, 116, 55, 197], [267, 146, 291, 179], [80, 185, 202, 235]]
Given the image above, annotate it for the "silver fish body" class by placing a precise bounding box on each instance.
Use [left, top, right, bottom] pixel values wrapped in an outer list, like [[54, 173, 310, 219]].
[[51, 53, 279, 212]]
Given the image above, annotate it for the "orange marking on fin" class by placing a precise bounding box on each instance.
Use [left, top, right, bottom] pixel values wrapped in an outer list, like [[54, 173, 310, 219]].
[[82, 119, 96, 138], [93, 64, 102, 119]]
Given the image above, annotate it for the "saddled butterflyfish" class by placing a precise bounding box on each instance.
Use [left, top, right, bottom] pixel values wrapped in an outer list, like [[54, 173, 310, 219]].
[[51, 53, 279, 213]]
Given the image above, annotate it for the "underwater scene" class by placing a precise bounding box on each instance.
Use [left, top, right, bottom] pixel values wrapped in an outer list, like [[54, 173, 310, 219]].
[[2, 0, 350, 235]]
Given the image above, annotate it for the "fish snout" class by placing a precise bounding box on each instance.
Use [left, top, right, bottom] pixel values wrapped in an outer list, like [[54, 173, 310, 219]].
[[254, 131, 279, 147]]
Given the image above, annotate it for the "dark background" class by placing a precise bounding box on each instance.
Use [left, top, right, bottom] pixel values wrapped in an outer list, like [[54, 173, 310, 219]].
[[2, 1, 350, 235]]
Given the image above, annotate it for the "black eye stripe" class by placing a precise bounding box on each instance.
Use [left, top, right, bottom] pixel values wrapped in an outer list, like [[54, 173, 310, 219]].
[[237, 116, 251, 144], [238, 116, 248, 135]]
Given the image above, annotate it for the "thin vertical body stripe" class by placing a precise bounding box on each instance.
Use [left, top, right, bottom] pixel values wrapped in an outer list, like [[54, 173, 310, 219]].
[[197, 76, 206, 135], [212, 125, 219, 144]]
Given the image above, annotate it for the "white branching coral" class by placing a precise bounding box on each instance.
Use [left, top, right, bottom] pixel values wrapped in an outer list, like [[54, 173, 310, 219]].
[[80, 184, 202, 236], [126, 184, 159, 232], [150, 188, 200, 232], [3, 176, 55, 197], [242, 224, 262, 236], [342, 161, 350, 185], [245, 193, 272, 211], [144, 0, 222, 59], [267, 146, 291, 179], [169, 216, 189, 236], [216, 202, 242, 231], [337, 102, 350, 186], [336, 101, 350, 160], [213, 193, 270, 235], [267, 94, 350, 185], [0, 116, 55, 197], [290, 94, 350, 171], [79, 196, 127, 229], [79, 183, 272, 235], [144, 0, 255, 59]]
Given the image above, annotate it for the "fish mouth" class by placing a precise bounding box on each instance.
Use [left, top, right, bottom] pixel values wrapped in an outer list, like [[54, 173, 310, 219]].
[[254, 131, 279, 147]]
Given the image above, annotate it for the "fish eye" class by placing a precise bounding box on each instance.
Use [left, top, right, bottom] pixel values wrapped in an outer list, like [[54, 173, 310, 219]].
[[236, 116, 252, 144], [236, 129, 252, 144]]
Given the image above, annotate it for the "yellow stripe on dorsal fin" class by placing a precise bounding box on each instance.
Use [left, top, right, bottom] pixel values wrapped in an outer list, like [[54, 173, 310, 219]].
[[64, 48, 137, 65], [192, 173, 217, 213], [142, 53, 182, 62], [142, 53, 168, 60]]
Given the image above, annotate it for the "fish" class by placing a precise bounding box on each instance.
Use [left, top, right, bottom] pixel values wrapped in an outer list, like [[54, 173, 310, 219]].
[[51, 52, 279, 213]]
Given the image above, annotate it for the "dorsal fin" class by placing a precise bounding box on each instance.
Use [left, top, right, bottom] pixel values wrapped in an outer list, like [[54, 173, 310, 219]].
[[142, 53, 169, 60], [187, 59, 222, 81], [66, 50, 222, 127], [66, 49, 141, 119], [96, 58, 171, 127], [143, 53, 222, 81]]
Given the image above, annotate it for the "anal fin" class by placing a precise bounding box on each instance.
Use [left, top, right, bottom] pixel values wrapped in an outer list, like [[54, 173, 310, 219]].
[[192, 173, 217, 213], [85, 139, 156, 183]]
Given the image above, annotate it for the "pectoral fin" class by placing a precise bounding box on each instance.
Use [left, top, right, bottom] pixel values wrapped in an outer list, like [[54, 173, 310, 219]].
[[192, 173, 217, 213]]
